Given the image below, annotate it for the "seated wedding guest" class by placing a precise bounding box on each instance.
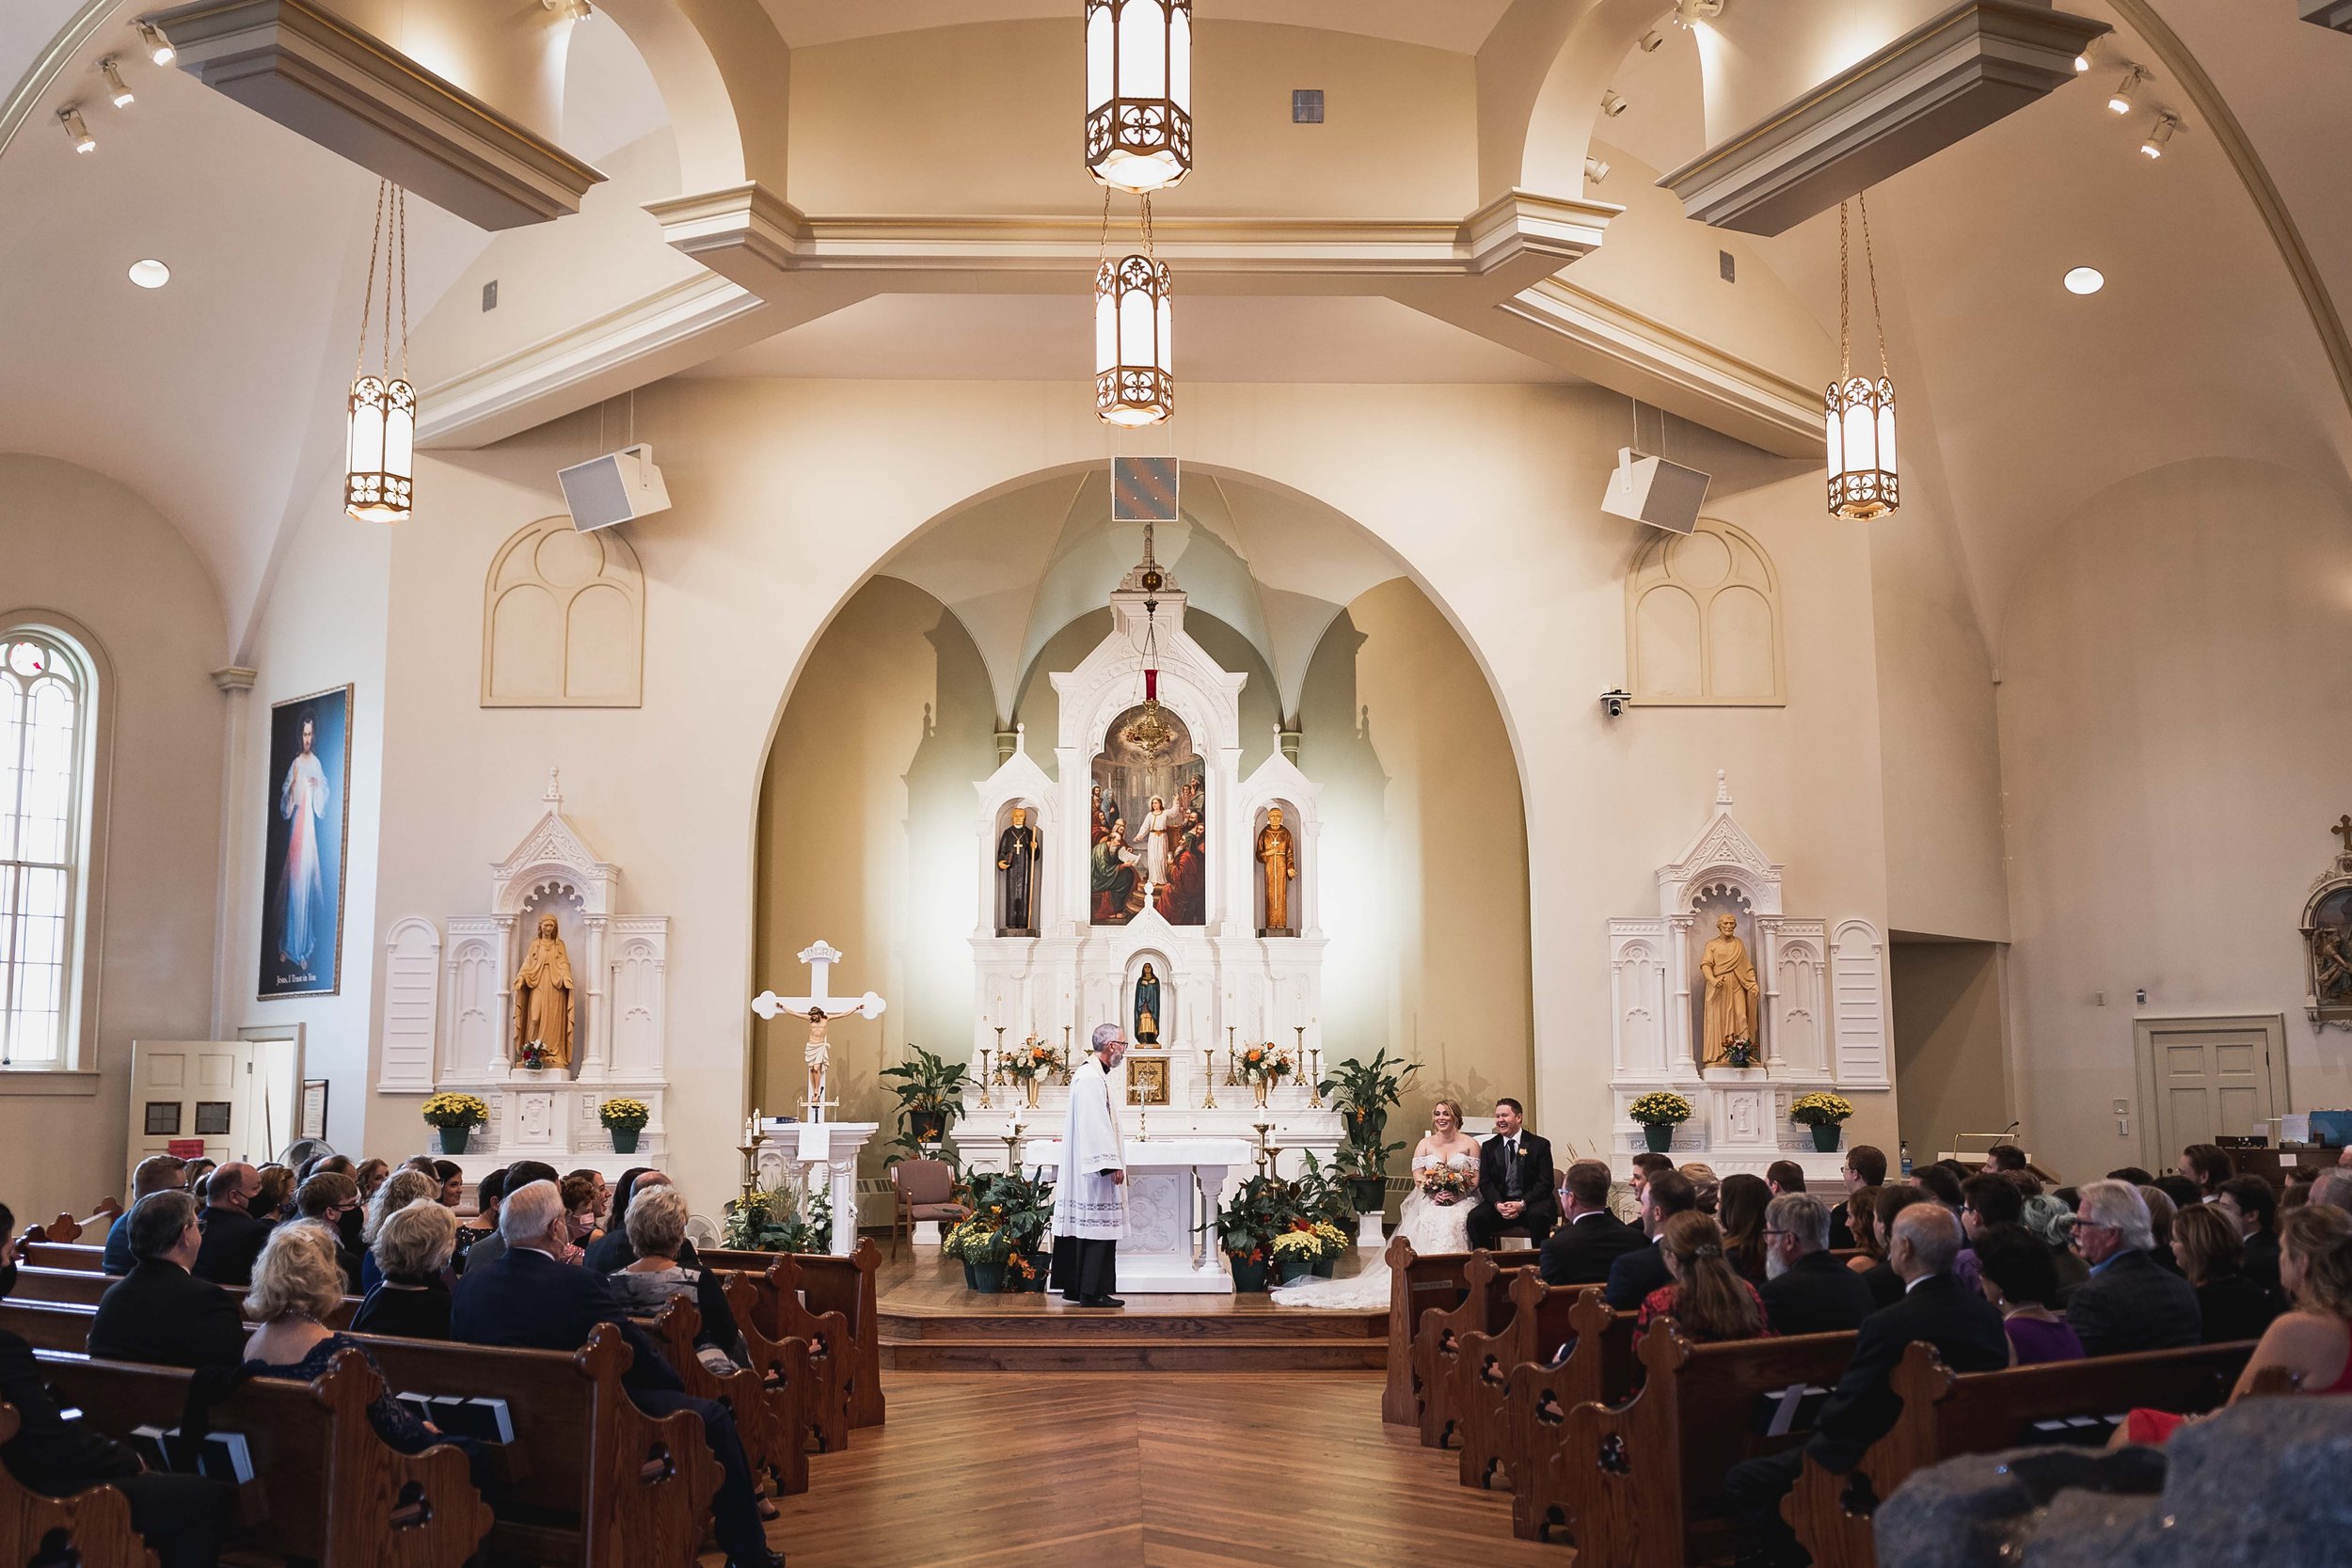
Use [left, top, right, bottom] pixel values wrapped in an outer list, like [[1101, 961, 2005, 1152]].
[[465, 1160, 559, 1276], [1764, 1161, 1806, 1196], [2106, 1165, 2156, 1187], [243, 1223, 451, 1456], [1606, 1169, 1697, 1309], [1843, 1186, 1883, 1274], [1724, 1207, 2008, 1568], [1679, 1162, 1721, 1216], [182, 1157, 217, 1202], [1538, 1159, 1645, 1286], [0, 1212, 232, 1568], [1956, 1173, 2021, 1292], [2153, 1174, 2203, 1214], [1979, 1143, 2028, 1175], [566, 1168, 612, 1239], [1914, 1163, 1965, 1220], [584, 1168, 676, 1273], [2022, 1192, 2090, 1302], [453, 1180, 779, 1568], [2177, 1142, 2234, 1198], [2066, 1180, 2201, 1356], [102, 1154, 187, 1275], [1758, 1192, 1874, 1337], [352, 1197, 458, 1339], [192, 1162, 269, 1287], [1717, 1173, 1772, 1285], [294, 1170, 365, 1291], [352, 1156, 388, 1200], [2170, 1201, 2283, 1345], [2311, 1168, 2352, 1213], [252, 1164, 296, 1226], [2117, 1205, 2352, 1447], [1621, 1151, 1674, 1224], [1972, 1222, 2082, 1365], [559, 1174, 601, 1263], [1829, 1146, 1886, 1248], [2139, 1184, 2185, 1275], [87, 1191, 246, 1369], [431, 1161, 464, 1209], [1467, 1098, 1559, 1250], [1999, 1169, 2045, 1198], [454, 1165, 508, 1272], [608, 1185, 746, 1373], [1635, 1212, 1769, 1345], [1858, 1184, 1931, 1309], [359, 1168, 439, 1295], [2217, 1173, 2282, 1289]]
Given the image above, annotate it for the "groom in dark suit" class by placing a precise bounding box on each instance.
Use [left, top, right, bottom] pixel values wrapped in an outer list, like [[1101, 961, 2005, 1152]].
[[1467, 1098, 1559, 1250]]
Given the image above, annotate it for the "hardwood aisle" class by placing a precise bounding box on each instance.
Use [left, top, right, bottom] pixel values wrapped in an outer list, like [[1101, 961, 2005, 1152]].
[[738, 1372, 1570, 1568]]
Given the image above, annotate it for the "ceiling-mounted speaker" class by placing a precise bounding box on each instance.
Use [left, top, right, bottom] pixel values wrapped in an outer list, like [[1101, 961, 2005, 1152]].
[[1599, 446, 1710, 534], [558, 443, 671, 533], [2302, 0, 2352, 30]]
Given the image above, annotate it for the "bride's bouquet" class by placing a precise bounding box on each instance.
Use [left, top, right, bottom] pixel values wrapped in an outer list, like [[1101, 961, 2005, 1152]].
[[1420, 1165, 1474, 1207]]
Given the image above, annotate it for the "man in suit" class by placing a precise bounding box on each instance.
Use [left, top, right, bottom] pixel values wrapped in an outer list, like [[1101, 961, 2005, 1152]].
[[1764, 1160, 1806, 1196], [190, 1161, 269, 1287], [1604, 1168, 1697, 1309], [1466, 1098, 1559, 1250], [0, 1209, 232, 1568], [1758, 1192, 1875, 1336], [453, 1180, 780, 1568], [87, 1191, 247, 1369], [2217, 1174, 2281, 1290], [2065, 1180, 2201, 1356], [459, 1159, 559, 1277], [1538, 1159, 1645, 1286], [1724, 1205, 2009, 1568], [102, 1154, 187, 1275], [1826, 1144, 1885, 1250]]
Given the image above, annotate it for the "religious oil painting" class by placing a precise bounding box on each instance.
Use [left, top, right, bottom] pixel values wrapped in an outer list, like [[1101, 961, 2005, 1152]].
[[258, 685, 354, 998], [1090, 702, 1206, 927], [2309, 884, 2352, 1010]]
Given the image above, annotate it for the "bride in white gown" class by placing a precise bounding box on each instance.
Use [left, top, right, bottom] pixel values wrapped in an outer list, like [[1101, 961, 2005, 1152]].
[[1272, 1098, 1483, 1308]]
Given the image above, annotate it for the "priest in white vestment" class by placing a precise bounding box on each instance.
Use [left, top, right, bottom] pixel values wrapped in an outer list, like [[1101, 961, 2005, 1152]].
[[1049, 1022, 1130, 1307]]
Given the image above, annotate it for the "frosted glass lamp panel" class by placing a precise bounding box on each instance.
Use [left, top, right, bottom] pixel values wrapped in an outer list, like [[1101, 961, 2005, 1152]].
[[1168, 5, 1191, 111], [1876, 396, 1897, 476], [384, 386, 415, 480], [1823, 393, 1843, 479], [1120, 285, 1156, 368], [1095, 283, 1118, 374], [1841, 399, 1876, 475], [1121, 2, 1167, 102], [1154, 293, 1173, 373], [346, 380, 385, 480], [1086, 4, 1113, 116]]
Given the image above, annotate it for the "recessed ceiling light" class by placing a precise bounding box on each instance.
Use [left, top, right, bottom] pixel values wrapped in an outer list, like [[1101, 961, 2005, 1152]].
[[128, 259, 170, 289], [1599, 89, 1629, 117], [2063, 266, 2105, 295]]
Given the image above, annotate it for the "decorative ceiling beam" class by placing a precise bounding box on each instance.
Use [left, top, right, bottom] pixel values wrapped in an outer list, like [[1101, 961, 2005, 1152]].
[[2301, 1, 2352, 33], [144, 0, 604, 230], [1658, 0, 2108, 237]]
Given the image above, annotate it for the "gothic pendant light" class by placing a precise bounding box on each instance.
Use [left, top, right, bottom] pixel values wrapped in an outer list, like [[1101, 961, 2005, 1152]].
[[1824, 193, 1899, 520], [345, 181, 416, 523], [1122, 526, 1177, 757], [1085, 0, 1192, 194], [1096, 197, 1173, 426]]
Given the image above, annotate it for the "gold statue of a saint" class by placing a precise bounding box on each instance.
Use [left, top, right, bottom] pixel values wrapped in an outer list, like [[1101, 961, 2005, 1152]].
[[1699, 911, 1759, 1069], [513, 913, 576, 1069], [1257, 806, 1297, 934]]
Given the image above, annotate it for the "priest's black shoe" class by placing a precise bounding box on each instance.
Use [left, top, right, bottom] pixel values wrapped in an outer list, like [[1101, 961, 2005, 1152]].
[[1076, 1294, 1126, 1308]]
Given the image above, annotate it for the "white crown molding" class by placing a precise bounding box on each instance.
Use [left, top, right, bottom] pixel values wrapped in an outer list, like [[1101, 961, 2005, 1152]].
[[1658, 0, 2109, 237], [148, 0, 606, 230]]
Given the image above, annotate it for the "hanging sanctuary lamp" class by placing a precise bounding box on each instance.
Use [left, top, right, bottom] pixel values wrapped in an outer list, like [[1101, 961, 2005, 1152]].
[[1120, 524, 1178, 758], [345, 180, 416, 523], [1824, 193, 1899, 519], [1088, 1, 1184, 430]]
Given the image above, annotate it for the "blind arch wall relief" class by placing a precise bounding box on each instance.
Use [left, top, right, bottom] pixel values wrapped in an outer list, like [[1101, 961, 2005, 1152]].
[[1625, 518, 1786, 707], [482, 516, 644, 707]]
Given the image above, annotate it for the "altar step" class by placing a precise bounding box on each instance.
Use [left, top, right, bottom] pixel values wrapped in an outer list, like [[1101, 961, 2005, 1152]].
[[877, 1303, 1386, 1372]]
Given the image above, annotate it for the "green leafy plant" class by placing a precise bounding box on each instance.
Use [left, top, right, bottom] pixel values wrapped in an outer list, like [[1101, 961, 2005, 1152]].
[[721, 1175, 833, 1254], [1318, 1050, 1421, 1179], [1216, 1173, 1303, 1262], [878, 1043, 970, 1165], [1288, 1150, 1360, 1233]]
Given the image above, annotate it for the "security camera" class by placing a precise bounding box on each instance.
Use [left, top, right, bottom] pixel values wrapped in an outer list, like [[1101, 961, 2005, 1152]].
[[1601, 689, 1630, 719]]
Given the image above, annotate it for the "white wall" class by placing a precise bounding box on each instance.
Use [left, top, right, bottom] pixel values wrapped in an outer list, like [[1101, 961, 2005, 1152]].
[[0, 455, 226, 1222], [1998, 456, 2352, 1176]]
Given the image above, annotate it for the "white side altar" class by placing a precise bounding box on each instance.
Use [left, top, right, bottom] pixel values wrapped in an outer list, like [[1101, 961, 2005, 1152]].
[[1025, 1134, 1251, 1293], [754, 1118, 877, 1259]]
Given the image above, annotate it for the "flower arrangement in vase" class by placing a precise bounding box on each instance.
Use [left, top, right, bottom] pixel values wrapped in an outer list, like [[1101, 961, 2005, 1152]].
[[1720, 1035, 1759, 1069], [516, 1038, 555, 1072], [598, 1097, 650, 1154], [1001, 1037, 1058, 1106], [421, 1091, 490, 1154], [1237, 1043, 1295, 1107], [1628, 1089, 1694, 1154], [1789, 1090, 1855, 1152]]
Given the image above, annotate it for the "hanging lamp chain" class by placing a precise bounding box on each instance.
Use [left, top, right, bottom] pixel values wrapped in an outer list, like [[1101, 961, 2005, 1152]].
[[1139, 192, 1155, 259], [355, 179, 388, 382], [1097, 183, 1112, 273], [1836, 199, 1851, 380], [1858, 190, 1887, 379], [396, 185, 410, 382]]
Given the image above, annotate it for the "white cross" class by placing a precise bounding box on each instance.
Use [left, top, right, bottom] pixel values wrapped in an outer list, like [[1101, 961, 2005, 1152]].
[[752, 939, 887, 1025]]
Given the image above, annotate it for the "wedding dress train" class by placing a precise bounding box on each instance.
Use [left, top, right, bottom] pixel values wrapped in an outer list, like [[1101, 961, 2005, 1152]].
[[1269, 1152, 1477, 1308]]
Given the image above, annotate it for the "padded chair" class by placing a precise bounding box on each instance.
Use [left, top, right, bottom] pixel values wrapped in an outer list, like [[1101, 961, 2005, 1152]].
[[889, 1159, 972, 1259]]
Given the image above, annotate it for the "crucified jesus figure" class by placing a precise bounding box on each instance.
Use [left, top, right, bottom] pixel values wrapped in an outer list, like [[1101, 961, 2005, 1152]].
[[750, 940, 889, 1123]]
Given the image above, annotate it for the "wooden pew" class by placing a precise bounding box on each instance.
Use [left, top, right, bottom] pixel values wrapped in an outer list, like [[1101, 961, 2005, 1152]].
[[703, 1239, 884, 1429], [713, 1262, 850, 1453], [1553, 1322, 1860, 1564], [1501, 1294, 1641, 1538], [639, 1297, 806, 1498], [19, 1202, 119, 1247], [1379, 1238, 1478, 1427], [720, 1276, 821, 1479], [1785, 1338, 2257, 1568], [0, 1401, 158, 1568], [2, 1266, 356, 1326], [37, 1344, 492, 1568], [0, 1298, 107, 1354], [24, 1242, 106, 1273], [1454, 1279, 1623, 1490], [1415, 1251, 1537, 1449], [359, 1325, 722, 1568]]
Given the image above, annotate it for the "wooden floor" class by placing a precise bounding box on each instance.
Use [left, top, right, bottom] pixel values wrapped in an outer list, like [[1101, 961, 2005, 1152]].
[[730, 1372, 1567, 1568], [871, 1245, 1388, 1371]]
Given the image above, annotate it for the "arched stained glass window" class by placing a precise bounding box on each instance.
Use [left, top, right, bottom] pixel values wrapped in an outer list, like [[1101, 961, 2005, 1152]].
[[0, 630, 91, 1068]]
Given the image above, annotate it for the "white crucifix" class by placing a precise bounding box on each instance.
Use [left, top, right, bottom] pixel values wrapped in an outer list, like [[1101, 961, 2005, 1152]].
[[752, 939, 887, 1124]]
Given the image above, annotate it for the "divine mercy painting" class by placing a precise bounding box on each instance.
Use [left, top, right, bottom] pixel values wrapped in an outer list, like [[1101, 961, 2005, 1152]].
[[1091, 702, 1206, 927], [258, 685, 354, 998]]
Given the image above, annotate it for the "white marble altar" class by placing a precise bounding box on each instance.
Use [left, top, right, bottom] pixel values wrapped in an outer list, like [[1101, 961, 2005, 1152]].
[[1024, 1134, 1251, 1293], [755, 1118, 877, 1258]]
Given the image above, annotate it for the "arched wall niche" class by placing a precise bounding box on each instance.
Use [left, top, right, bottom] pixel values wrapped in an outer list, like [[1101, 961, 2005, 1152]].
[[1625, 517, 1785, 706], [481, 515, 645, 707]]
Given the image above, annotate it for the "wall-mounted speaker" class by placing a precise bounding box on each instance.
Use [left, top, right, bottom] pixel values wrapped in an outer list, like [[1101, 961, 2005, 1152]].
[[557, 443, 671, 533], [1598, 446, 1710, 534]]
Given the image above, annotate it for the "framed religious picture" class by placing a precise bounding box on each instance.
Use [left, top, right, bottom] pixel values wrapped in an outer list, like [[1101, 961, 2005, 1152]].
[[258, 685, 355, 998], [298, 1079, 330, 1142], [1124, 1053, 1170, 1107]]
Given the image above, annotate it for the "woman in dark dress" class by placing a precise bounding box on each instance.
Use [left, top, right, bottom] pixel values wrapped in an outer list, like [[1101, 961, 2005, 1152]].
[[352, 1197, 459, 1339], [1973, 1222, 2083, 1364], [243, 1223, 445, 1454], [2173, 1202, 2284, 1344]]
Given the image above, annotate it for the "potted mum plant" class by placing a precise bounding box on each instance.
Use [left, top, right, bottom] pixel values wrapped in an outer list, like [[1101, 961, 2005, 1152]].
[[959, 1168, 1057, 1292], [1790, 1091, 1855, 1153], [1270, 1227, 1322, 1285], [1629, 1090, 1693, 1154], [721, 1174, 832, 1254], [1289, 1152, 1359, 1276], [1216, 1173, 1295, 1291], [1320, 1049, 1421, 1218], [421, 1092, 490, 1155], [598, 1097, 650, 1154]]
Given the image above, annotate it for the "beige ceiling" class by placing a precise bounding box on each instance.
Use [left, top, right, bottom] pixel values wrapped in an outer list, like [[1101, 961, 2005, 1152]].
[[755, 0, 1518, 54]]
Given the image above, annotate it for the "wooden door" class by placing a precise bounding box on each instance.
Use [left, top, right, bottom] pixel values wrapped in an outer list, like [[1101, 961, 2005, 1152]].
[[2135, 1015, 2286, 1164], [127, 1039, 251, 1181]]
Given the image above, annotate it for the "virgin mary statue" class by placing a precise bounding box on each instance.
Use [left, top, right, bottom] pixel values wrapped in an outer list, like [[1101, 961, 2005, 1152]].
[[513, 914, 577, 1069]]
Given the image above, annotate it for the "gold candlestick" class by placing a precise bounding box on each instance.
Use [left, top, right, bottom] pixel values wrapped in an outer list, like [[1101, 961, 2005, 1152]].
[[977, 1047, 993, 1109], [1305, 1042, 1322, 1107], [1252, 1119, 1275, 1174], [1225, 1026, 1239, 1086], [1200, 1049, 1219, 1109]]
